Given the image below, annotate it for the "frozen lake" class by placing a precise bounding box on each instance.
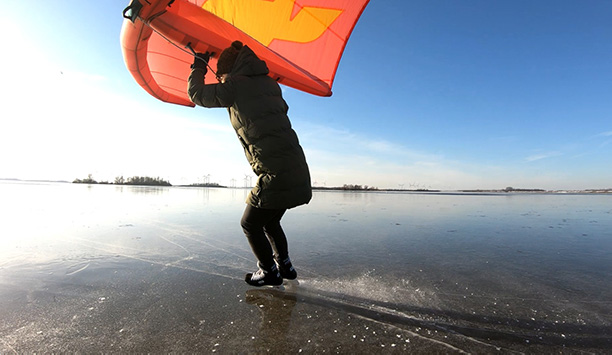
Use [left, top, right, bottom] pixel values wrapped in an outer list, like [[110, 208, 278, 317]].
[[1, 181, 611, 353]]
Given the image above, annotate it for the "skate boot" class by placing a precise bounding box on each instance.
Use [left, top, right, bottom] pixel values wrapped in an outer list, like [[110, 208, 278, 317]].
[[275, 257, 297, 280], [245, 262, 283, 287]]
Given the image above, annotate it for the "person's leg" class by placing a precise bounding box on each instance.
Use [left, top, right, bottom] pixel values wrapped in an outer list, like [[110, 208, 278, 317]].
[[262, 210, 297, 280], [241, 204, 298, 284], [241, 204, 281, 270], [262, 209, 288, 260]]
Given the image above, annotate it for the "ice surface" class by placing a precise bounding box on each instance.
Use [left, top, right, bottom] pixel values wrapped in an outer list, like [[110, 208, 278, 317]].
[[1, 181, 611, 352]]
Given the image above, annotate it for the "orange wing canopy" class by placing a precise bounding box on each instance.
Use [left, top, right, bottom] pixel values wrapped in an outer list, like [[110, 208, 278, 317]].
[[120, 0, 369, 107]]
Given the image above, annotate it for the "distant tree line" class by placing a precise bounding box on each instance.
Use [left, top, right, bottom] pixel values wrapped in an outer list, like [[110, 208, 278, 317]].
[[341, 184, 378, 191], [119, 176, 171, 186], [503, 186, 545, 192], [73, 174, 171, 186], [461, 187, 546, 193], [73, 174, 99, 184], [311, 184, 379, 191]]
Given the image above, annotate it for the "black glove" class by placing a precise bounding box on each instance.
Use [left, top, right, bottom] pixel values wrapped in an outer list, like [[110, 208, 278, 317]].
[[191, 52, 211, 72]]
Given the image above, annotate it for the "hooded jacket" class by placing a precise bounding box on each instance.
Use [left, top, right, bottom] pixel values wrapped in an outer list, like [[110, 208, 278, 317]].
[[188, 46, 312, 209]]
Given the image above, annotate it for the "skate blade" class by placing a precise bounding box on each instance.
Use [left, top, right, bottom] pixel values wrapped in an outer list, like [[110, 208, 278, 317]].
[[260, 279, 299, 291]]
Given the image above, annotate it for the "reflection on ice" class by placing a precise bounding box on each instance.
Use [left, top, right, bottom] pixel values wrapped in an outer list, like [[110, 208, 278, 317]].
[[1, 181, 611, 352]]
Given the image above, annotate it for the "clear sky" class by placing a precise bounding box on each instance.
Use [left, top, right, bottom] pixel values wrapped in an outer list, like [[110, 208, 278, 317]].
[[1, 1, 611, 190]]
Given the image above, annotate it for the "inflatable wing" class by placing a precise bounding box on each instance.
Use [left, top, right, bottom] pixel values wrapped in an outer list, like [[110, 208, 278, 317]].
[[120, 0, 369, 107]]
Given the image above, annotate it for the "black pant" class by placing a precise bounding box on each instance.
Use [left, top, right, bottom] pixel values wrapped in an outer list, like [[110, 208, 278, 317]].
[[240, 204, 288, 270]]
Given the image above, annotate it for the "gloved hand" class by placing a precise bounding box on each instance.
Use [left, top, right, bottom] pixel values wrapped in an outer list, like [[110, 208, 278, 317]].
[[191, 51, 211, 72]]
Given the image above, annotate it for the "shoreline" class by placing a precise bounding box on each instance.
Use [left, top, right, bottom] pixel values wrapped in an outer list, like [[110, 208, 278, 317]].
[[1, 178, 610, 194]]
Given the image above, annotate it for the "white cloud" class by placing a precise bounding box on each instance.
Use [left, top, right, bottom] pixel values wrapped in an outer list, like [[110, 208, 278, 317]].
[[524, 151, 561, 162], [297, 122, 442, 163], [295, 121, 611, 190], [295, 122, 497, 189]]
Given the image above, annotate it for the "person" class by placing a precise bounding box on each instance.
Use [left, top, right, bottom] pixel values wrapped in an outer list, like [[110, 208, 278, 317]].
[[187, 41, 312, 287]]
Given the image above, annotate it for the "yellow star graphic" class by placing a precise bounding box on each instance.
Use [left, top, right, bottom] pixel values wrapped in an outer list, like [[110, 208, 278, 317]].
[[202, 0, 343, 46]]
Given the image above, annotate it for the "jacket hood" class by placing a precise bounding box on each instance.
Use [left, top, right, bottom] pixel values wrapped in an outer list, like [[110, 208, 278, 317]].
[[230, 46, 269, 77]]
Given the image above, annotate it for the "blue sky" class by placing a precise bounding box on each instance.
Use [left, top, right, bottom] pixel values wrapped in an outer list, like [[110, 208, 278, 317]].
[[1, 0, 610, 190]]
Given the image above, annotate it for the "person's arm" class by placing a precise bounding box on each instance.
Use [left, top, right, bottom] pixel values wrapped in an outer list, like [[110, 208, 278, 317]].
[[187, 52, 235, 108]]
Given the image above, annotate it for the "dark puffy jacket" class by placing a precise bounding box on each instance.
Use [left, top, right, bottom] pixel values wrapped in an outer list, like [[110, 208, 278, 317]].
[[188, 46, 312, 209]]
